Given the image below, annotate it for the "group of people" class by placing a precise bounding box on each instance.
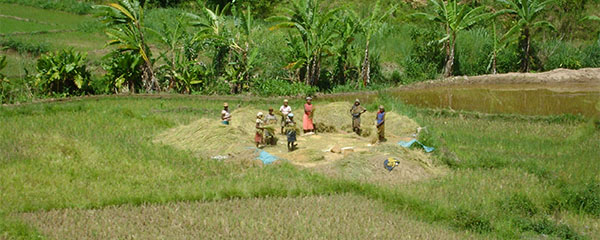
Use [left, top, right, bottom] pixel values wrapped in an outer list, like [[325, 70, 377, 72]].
[[220, 97, 386, 151]]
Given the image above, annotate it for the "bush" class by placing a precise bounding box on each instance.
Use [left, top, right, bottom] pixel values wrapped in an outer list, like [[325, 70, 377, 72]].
[[100, 51, 143, 94], [582, 41, 600, 68], [252, 78, 318, 96], [495, 44, 521, 73], [539, 40, 585, 70], [35, 49, 92, 95], [401, 26, 444, 83], [0, 38, 50, 56], [455, 28, 493, 76]]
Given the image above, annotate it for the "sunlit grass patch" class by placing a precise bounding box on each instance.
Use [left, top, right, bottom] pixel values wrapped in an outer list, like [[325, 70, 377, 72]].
[[0, 18, 61, 34], [17, 194, 483, 240]]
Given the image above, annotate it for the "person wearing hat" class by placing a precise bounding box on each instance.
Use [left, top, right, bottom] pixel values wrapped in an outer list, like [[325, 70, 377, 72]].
[[350, 99, 367, 135], [303, 97, 314, 133], [221, 102, 231, 125], [264, 107, 278, 145], [376, 105, 386, 142], [284, 113, 298, 151], [255, 112, 265, 147], [279, 99, 292, 134]]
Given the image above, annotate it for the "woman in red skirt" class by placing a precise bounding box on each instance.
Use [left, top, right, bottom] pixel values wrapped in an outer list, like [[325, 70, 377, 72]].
[[303, 97, 314, 133]]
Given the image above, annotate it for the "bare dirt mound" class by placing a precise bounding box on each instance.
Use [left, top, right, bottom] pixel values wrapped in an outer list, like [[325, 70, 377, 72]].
[[408, 68, 600, 89], [155, 102, 441, 184]]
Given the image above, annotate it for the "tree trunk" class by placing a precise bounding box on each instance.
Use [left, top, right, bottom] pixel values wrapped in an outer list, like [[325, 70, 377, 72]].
[[313, 54, 321, 86], [361, 40, 370, 87], [310, 54, 318, 85], [305, 58, 311, 85], [520, 27, 531, 72], [444, 33, 455, 77]]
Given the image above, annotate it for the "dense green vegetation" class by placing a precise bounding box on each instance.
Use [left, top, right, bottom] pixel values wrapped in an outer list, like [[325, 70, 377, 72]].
[[0, 0, 599, 103], [0, 95, 598, 238], [0, 0, 600, 102]]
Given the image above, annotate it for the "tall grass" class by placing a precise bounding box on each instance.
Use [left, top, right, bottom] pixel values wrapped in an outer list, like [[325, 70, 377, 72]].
[[0, 96, 598, 238]]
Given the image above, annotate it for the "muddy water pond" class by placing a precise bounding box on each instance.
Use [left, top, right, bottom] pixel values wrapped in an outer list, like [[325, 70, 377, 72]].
[[325, 83, 600, 118]]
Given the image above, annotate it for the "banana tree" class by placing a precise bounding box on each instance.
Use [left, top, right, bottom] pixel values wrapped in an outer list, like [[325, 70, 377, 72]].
[[333, 9, 362, 85], [412, 0, 490, 77], [227, 6, 258, 94], [360, 0, 396, 86], [186, 4, 230, 77], [267, 0, 340, 86], [496, 0, 555, 72], [148, 17, 198, 93], [94, 0, 158, 92], [488, 23, 514, 74]]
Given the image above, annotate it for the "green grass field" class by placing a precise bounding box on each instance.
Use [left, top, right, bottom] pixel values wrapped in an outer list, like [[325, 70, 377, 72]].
[[0, 95, 598, 239], [0, 3, 107, 79]]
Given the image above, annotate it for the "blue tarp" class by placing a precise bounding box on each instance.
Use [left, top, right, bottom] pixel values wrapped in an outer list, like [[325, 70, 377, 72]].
[[398, 139, 435, 153], [257, 150, 278, 164]]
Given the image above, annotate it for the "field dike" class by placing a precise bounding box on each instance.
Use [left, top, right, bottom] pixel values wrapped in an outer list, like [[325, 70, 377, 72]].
[[155, 102, 442, 184]]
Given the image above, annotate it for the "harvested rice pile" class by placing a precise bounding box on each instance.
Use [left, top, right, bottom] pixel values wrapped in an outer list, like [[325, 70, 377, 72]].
[[154, 119, 252, 156], [312, 102, 419, 138], [316, 144, 442, 185], [155, 102, 440, 183]]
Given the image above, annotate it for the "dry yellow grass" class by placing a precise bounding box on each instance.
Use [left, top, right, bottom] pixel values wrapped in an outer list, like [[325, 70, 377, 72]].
[[17, 194, 485, 240], [154, 102, 440, 184]]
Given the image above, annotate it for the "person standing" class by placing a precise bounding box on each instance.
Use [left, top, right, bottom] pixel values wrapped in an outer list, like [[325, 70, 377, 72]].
[[376, 105, 386, 142], [255, 112, 265, 147], [285, 113, 298, 151], [303, 97, 314, 133], [279, 99, 292, 134], [350, 99, 367, 135], [264, 108, 278, 145], [221, 102, 231, 125]]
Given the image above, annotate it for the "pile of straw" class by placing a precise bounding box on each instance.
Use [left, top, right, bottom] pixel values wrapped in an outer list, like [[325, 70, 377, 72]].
[[311, 102, 419, 137]]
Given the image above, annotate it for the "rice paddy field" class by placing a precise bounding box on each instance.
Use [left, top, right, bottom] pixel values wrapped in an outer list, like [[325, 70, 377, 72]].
[[1, 1, 599, 239], [1, 94, 599, 239]]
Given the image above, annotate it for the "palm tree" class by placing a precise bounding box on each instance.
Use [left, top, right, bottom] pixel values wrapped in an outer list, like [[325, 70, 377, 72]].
[[95, 0, 158, 93], [496, 0, 555, 72], [412, 0, 490, 77], [360, 0, 396, 86], [267, 0, 339, 85]]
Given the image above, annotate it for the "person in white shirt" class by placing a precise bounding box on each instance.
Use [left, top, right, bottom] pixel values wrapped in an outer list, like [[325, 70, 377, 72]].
[[221, 102, 231, 125], [279, 99, 292, 134]]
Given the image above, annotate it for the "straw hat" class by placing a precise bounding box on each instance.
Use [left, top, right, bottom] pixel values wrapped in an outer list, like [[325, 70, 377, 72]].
[[223, 102, 228, 107], [283, 99, 289, 103], [355, 99, 360, 103], [379, 105, 384, 109], [306, 96, 312, 100], [257, 112, 264, 117]]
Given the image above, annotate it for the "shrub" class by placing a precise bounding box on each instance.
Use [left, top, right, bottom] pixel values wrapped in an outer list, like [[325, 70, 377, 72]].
[[100, 51, 143, 94], [0, 38, 50, 56], [539, 40, 585, 70], [455, 28, 493, 76], [495, 44, 521, 73], [35, 49, 92, 95], [582, 41, 600, 68], [401, 26, 444, 82]]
